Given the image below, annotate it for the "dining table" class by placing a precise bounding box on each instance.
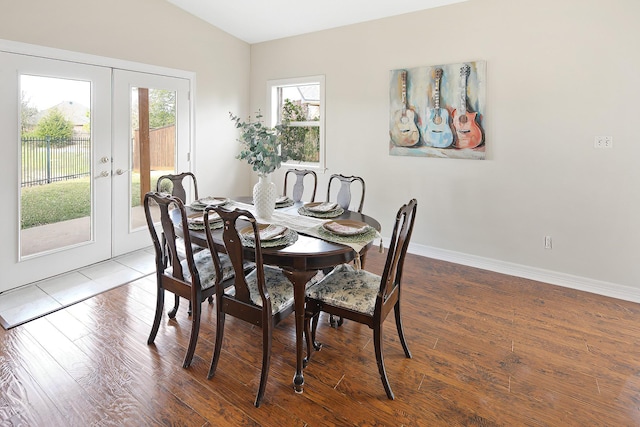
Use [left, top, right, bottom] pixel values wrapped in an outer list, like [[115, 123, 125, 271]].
[[176, 196, 381, 394]]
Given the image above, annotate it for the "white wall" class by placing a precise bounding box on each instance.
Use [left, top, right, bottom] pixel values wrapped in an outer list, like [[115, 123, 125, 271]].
[[251, 0, 640, 294], [0, 0, 253, 197]]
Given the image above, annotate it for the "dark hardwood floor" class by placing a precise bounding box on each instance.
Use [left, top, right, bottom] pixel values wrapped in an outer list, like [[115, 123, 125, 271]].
[[2, 251, 640, 426]]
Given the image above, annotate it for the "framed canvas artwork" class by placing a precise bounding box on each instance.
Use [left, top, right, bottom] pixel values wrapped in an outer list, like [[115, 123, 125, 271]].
[[389, 60, 486, 160]]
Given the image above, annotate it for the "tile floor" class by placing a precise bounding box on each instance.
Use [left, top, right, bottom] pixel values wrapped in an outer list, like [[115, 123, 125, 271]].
[[0, 247, 156, 329]]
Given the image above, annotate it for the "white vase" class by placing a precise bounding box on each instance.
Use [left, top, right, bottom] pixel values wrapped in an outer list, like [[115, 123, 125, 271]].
[[253, 174, 277, 220]]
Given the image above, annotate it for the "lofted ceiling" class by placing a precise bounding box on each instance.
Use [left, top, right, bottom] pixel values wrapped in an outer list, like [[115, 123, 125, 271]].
[[165, 0, 468, 44]]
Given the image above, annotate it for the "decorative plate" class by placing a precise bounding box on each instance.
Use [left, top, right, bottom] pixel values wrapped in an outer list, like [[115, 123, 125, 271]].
[[322, 219, 372, 236], [298, 204, 344, 218], [317, 224, 378, 243], [240, 223, 288, 242], [241, 227, 298, 248], [190, 197, 229, 210], [275, 196, 294, 208], [304, 202, 339, 213], [187, 220, 223, 231], [187, 211, 221, 225]]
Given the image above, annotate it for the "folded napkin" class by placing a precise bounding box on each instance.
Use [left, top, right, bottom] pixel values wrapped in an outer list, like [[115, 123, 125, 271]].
[[193, 197, 228, 207], [323, 221, 369, 236], [188, 212, 221, 224], [307, 202, 338, 213], [246, 224, 287, 241], [276, 196, 291, 204]]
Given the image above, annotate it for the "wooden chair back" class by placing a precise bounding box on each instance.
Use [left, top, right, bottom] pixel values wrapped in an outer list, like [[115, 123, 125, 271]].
[[212, 207, 271, 322], [283, 168, 317, 202], [326, 174, 365, 212], [156, 172, 199, 203], [144, 192, 197, 284], [377, 198, 418, 310]]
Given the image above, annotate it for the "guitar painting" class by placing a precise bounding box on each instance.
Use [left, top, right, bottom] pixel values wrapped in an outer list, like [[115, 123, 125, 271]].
[[452, 64, 484, 149], [390, 70, 420, 147], [424, 68, 454, 148], [389, 60, 486, 160]]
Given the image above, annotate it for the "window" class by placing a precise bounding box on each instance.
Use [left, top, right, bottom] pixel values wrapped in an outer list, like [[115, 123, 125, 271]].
[[268, 75, 325, 170]]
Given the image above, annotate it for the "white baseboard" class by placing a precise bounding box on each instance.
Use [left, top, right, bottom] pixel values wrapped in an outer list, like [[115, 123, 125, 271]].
[[407, 243, 640, 304]]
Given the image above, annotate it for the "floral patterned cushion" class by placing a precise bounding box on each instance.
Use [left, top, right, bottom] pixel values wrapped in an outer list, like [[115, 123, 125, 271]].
[[175, 236, 204, 260], [237, 266, 295, 315], [305, 264, 381, 316], [166, 249, 236, 290]]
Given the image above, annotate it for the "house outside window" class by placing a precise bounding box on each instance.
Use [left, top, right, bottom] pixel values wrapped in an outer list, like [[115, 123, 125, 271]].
[[268, 75, 325, 170]]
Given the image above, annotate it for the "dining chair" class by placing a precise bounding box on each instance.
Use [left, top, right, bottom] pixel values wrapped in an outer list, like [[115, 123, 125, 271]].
[[304, 198, 417, 399], [156, 171, 209, 316], [143, 192, 237, 369], [207, 206, 296, 407], [326, 173, 366, 213], [324, 173, 367, 327], [283, 168, 317, 202]]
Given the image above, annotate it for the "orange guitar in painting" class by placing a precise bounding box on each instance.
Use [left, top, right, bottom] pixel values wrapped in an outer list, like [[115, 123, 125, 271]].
[[390, 70, 420, 147], [452, 64, 484, 149]]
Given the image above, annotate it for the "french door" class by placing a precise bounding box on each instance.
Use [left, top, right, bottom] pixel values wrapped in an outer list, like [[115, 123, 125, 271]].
[[112, 70, 191, 255], [0, 50, 191, 292]]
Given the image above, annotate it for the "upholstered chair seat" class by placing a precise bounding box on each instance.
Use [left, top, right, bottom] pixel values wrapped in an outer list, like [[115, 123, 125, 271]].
[[242, 266, 294, 314], [168, 250, 236, 291], [305, 264, 379, 316]]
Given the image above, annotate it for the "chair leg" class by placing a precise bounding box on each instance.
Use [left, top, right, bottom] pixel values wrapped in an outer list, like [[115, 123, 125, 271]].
[[304, 311, 313, 367], [182, 297, 201, 368], [329, 314, 344, 328], [168, 294, 180, 318], [147, 283, 164, 345], [374, 324, 394, 400], [311, 312, 322, 351], [304, 310, 322, 367], [394, 302, 412, 358], [311, 311, 322, 351], [255, 321, 273, 408], [208, 310, 225, 379]]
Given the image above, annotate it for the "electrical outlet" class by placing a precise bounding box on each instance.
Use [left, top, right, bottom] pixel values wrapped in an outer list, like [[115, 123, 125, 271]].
[[544, 236, 552, 249], [594, 136, 613, 148]]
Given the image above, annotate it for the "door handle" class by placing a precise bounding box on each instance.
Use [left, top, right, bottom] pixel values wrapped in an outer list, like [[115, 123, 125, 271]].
[[96, 170, 110, 178], [116, 169, 128, 175]]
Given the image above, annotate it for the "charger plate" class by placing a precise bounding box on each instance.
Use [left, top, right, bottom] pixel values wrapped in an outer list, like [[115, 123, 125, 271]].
[[298, 202, 344, 218], [322, 219, 372, 236], [240, 226, 299, 248]]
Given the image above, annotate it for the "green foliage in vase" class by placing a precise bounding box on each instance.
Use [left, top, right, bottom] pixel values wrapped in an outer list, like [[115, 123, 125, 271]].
[[230, 111, 289, 176]]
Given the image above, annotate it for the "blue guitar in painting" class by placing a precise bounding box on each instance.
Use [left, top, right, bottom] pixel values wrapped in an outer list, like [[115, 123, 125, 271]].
[[424, 68, 454, 148]]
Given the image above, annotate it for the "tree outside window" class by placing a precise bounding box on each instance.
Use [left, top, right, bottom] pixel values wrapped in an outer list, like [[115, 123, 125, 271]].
[[268, 76, 325, 169]]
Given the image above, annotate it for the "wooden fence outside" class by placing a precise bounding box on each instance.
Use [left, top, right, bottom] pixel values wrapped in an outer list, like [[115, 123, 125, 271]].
[[132, 124, 175, 171]]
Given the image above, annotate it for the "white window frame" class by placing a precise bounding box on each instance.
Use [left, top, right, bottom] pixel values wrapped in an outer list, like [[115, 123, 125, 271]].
[[267, 75, 325, 171]]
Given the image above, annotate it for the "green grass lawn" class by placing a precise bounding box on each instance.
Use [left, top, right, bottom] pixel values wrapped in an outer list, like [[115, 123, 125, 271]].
[[21, 173, 161, 229]]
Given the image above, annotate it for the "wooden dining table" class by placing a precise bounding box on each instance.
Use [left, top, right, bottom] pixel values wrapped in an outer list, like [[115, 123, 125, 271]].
[[178, 197, 381, 394]]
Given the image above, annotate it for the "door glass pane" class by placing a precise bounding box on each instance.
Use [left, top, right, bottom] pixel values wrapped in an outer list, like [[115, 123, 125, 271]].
[[130, 87, 177, 229], [19, 75, 92, 257]]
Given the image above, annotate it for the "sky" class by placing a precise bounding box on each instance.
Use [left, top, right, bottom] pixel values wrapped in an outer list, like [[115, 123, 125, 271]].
[[21, 74, 91, 111]]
